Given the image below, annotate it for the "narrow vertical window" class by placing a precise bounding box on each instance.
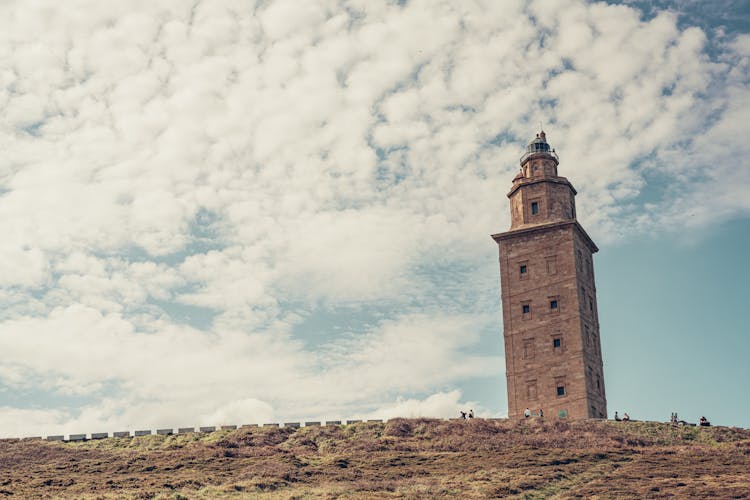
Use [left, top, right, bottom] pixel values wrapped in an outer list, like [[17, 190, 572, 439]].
[[546, 256, 557, 275], [527, 381, 538, 400], [550, 299, 558, 310], [523, 339, 535, 360], [531, 202, 539, 215], [552, 336, 562, 349]]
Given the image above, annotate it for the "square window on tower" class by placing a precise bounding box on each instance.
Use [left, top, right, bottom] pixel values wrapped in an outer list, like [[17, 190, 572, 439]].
[[521, 302, 531, 320], [531, 201, 539, 215], [519, 262, 528, 280], [554, 376, 566, 397], [548, 295, 560, 314], [553, 337, 562, 349]]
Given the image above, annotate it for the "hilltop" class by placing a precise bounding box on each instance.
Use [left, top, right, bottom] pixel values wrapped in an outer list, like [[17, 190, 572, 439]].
[[1, 418, 749, 498]]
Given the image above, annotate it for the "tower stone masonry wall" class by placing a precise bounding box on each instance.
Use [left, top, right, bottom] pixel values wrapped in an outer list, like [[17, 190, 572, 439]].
[[509, 178, 577, 229], [493, 132, 607, 420]]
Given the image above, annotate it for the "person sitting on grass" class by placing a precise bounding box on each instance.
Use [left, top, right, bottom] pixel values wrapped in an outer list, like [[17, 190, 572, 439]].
[[524, 408, 531, 418], [468, 409, 474, 419], [622, 413, 630, 422], [615, 411, 621, 421], [699, 416, 710, 427]]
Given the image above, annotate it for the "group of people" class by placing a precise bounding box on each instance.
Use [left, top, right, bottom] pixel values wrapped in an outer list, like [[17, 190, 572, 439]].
[[457, 409, 711, 425], [523, 408, 543, 418], [671, 412, 711, 426], [459, 409, 474, 419]]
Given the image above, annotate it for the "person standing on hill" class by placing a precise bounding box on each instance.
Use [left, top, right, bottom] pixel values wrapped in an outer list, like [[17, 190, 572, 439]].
[[539, 409, 543, 418], [468, 409, 474, 419]]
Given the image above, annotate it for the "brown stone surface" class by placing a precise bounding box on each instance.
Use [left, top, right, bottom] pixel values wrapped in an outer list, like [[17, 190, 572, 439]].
[[493, 132, 606, 420]]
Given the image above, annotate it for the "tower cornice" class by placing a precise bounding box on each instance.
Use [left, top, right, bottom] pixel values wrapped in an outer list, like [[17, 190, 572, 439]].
[[491, 220, 599, 254], [506, 176, 577, 198]]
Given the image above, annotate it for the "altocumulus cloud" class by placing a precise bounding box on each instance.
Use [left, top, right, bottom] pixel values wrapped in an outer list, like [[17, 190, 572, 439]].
[[0, 0, 747, 436]]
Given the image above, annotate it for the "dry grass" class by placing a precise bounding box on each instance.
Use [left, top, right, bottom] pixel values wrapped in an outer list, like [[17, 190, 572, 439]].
[[1, 419, 749, 498]]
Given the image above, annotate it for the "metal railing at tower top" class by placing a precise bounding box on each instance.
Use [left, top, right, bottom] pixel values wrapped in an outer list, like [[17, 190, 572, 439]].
[[520, 148, 559, 164]]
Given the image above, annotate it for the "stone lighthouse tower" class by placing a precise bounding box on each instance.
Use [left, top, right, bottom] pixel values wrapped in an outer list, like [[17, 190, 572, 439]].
[[492, 131, 607, 420]]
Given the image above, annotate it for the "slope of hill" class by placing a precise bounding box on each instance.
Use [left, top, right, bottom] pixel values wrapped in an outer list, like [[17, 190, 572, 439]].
[[1, 418, 749, 498]]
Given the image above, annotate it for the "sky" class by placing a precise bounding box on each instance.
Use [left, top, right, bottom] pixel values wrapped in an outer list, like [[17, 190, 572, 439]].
[[0, 0, 748, 438]]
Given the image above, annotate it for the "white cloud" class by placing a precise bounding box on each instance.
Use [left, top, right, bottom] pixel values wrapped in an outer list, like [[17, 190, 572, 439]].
[[364, 390, 482, 420], [0, 305, 498, 435], [0, 407, 69, 439], [0, 245, 48, 288], [201, 398, 276, 426], [0, 0, 746, 436], [312, 313, 500, 402]]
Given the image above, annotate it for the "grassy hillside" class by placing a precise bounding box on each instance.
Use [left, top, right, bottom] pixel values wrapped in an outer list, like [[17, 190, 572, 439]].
[[1, 418, 749, 498]]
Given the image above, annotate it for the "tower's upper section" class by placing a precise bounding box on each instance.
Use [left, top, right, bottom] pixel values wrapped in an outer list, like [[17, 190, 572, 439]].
[[520, 130, 559, 169], [507, 131, 577, 230]]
